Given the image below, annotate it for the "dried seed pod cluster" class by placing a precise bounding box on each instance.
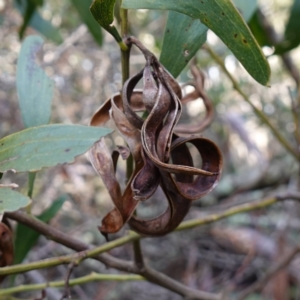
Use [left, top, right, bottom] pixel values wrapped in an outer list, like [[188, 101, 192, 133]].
[[0, 220, 14, 283], [89, 37, 222, 237]]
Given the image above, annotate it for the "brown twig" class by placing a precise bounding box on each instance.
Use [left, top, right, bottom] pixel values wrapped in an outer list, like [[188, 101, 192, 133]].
[[5, 211, 220, 300], [60, 263, 76, 300], [5, 191, 300, 299]]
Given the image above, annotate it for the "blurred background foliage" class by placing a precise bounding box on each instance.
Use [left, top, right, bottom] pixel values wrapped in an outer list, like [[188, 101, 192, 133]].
[[1, 0, 300, 299]]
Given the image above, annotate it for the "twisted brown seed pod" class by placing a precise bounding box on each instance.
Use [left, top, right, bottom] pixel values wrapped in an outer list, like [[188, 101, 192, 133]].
[[89, 37, 222, 237], [89, 92, 144, 234], [0, 221, 14, 283], [124, 37, 222, 236], [175, 65, 214, 134]]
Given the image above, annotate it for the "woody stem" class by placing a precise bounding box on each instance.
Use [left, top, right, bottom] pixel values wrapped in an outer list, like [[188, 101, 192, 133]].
[[120, 3, 144, 269]]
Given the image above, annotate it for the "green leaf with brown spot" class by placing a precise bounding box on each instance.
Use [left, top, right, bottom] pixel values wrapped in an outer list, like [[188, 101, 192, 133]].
[[123, 0, 270, 86], [90, 0, 116, 28], [90, 0, 123, 44], [160, 0, 257, 78], [160, 12, 207, 78], [0, 124, 112, 173]]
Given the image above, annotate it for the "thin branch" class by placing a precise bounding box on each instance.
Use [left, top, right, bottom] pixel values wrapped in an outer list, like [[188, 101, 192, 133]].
[[5, 212, 220, 300], [60, 263, 76, 300], [177, 191, 300, 231], [140, 266, 221, 300], [5, 192, 300, 300], [0, 231, 139, 276], [237, 246, 300, 300], [132, 238, 144, 269], [0, 273, 145, 297], [177, 196, 277, 231], [203, 44, 300, 161], [119, 6, 144, 271], [4, 192, 300, 276], [120, 4, 130, 86]]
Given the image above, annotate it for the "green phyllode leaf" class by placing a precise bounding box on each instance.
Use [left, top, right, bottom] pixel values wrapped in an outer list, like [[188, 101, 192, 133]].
[[90, 0, 124, 46], [90, 0, 116, 29], [275, 0, 300, 54], [248, 10, 272, 48], [18, 0, 44, 39], [160, 12, 207, 78], [123, 0, 270, 86], [17, 35, 53, 128], [71, 0, 103, 46], [160, 0, 257, 78], [14, 0, 63, 44], [14, 196, 66, 265], [0, 124, 112, 173], [0, 188, 31, 214]]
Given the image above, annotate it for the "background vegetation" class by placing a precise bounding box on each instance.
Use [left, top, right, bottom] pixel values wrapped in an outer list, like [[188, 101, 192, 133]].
[[1, 0, 300, 299]]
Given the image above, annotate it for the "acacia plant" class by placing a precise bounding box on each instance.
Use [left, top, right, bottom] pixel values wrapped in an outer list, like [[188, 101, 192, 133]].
[[1, 0, 300, 299]]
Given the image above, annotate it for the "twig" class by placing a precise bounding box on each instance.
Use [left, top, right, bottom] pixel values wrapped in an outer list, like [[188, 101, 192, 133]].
[[0, 273, 145, 297], [120, 7, 145, 271], [60, 263, 76, 300], [133, 237, 144, 269], [5, 211, 220, 300], [237, 246, 300, 300], [0, 231, 139, 276], [4, 192, 300, 276], [5, 192, 300, 300], [177, 192, 300, 231], [203, 44, 300, 161], [120, 5, 130, 87]]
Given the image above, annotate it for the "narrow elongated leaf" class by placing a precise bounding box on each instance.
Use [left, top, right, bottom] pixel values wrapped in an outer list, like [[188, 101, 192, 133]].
[[160, 12, 207, 78], [71, 0, 103, 46], [123, 0, 270, 85], [275, 0, 300, 54], [19, 0, 42, 39], [14, 196, 66, 265], [248, 10, 271, 47], [14, 0, 63, 43], [160, 0, 257, 78], [0, 188, 31, 214], [17, 35, 53, 128], [0, 124, 112, 173]]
